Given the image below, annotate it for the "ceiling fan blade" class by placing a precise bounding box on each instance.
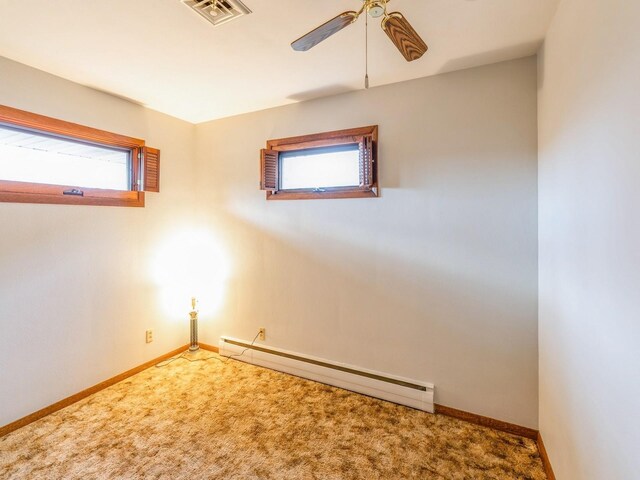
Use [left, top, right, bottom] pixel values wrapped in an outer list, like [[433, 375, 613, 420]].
[[381, 12, 428, 62], [292, 11, 359, 52]]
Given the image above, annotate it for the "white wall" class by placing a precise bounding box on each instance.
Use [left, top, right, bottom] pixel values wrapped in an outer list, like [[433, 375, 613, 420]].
[[196, 57, 539, 428], [0, 57, 197, 426], [538, 0, 640, 478]]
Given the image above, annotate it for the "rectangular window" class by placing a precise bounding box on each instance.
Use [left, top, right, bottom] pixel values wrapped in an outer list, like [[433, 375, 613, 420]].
[[260, 125, 378, 200], [0, 104, 161, 207], [280, 144, 360, 191], [0, 125, 131, 191]]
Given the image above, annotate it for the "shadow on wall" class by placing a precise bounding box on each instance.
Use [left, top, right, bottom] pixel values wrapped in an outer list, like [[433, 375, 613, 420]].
[[438, 41, 541, 75], [195, 57, 539, 426], [203, 205, 537, 424], [0, 208, 145, 324], [287, 85, 358, 103]]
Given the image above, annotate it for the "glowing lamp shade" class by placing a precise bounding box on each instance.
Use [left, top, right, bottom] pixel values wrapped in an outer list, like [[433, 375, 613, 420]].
[[150, 227, 231, 320]]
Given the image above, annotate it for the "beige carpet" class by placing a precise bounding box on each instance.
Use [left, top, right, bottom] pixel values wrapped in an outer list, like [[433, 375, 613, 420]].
[[0, 350, 546, 479]]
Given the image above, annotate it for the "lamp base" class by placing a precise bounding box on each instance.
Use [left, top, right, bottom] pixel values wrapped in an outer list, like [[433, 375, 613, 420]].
[[189, 306, 199, 353]]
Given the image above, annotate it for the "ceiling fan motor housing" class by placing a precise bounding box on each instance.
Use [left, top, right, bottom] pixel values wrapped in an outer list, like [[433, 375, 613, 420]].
[[367, 2, 385, 18]]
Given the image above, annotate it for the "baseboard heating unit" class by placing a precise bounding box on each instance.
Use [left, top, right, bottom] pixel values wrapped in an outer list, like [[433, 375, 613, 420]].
[[219, 336, 435, 412]]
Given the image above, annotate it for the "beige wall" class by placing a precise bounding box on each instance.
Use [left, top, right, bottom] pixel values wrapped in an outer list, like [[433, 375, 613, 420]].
[[0, 57, 196, 426], [0, 55, 540, 430], [195, 57, 539, 427], [538, 0, 640, 478]]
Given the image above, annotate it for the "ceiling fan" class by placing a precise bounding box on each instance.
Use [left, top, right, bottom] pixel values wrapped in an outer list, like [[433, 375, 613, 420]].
[[291, 0, 428, 63]]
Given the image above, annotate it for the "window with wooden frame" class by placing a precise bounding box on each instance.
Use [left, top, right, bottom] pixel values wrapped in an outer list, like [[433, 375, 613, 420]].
[[260, 125, 378, 200], [0, 105, 160, 207]]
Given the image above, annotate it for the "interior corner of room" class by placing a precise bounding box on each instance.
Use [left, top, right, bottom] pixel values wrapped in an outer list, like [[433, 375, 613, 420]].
[[1, 0, 638, 478]]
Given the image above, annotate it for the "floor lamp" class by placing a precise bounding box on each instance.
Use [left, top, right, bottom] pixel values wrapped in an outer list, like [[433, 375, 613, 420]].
[[189, 297, 199, 352]]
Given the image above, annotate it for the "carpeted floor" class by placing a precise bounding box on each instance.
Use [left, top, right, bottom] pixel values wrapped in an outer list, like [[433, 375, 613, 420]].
[[0, 350, 546, 479]]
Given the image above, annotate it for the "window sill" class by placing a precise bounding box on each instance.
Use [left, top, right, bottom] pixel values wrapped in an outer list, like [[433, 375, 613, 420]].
[[0, 180, 145, 207], [266, 188, 378, 201]]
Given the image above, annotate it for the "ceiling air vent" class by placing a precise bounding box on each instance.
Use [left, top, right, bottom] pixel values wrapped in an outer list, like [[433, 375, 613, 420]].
[[182, 0, 252, 26]]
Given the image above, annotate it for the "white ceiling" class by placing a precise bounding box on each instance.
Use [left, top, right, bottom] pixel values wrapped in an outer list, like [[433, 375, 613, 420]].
[[0, 0, 559, 124]]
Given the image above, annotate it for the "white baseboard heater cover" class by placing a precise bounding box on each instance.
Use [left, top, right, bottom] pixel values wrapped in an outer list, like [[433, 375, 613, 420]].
[[219, 336, 434, 413]]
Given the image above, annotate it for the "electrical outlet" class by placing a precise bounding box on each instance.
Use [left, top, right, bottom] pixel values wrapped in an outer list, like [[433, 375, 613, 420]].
[[259, 328, 266, 341], [146, 329, 153, 343]]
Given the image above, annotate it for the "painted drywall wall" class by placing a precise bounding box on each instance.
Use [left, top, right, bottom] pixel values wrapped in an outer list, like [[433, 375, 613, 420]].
[[0, 57, 197, 426], [195, 57, 539, 428], [0, 55, 539, 430], [538, 0, 640, 477]]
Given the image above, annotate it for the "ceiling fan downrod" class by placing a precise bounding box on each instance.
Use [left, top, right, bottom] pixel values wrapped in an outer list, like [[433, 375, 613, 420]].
[[365, 10, 369, 89]]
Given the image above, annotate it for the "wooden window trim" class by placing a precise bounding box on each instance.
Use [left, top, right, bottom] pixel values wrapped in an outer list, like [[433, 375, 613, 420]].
[[0, 179, 144, 207], [0, 105, 154, 207], [262, 125, 378, 201]]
